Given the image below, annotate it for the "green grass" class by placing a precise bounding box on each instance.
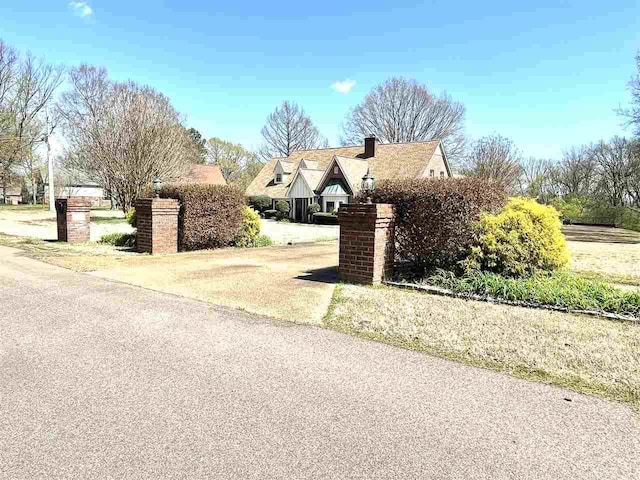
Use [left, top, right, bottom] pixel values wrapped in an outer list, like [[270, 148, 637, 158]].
[[91, 216, 127, 224], [234, 234, 273, 248], [98, 232, 136, 247], [421, 269, 640, 318], [0, 203, 45, 210]]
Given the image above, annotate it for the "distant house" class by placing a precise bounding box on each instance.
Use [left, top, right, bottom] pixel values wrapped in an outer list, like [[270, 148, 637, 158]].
[[44, 182, 108, 207], [2, 183, 23, 205], [245, 136, 451, 222], [175, 164, 226, 185]]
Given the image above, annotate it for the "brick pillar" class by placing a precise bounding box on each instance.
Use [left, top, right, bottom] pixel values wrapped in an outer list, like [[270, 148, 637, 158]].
[[135, 198, 180, 254], [337, 203, 395, 285], [55, 198, 91, 243]]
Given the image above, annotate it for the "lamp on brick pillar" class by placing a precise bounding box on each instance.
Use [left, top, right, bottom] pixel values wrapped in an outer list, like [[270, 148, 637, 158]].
[[152, 177, 161, 198], [361, 168, 375, 204]]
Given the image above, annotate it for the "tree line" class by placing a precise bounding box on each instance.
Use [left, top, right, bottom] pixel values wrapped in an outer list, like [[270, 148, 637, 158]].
[[1, 36, 638, 214]]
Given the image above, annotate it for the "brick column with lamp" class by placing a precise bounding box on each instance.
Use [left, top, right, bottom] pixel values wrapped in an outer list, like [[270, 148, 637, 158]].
[[336, 168, 396, 284]]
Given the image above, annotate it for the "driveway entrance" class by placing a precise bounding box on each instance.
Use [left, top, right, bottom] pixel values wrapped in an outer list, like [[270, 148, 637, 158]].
[[81, 241, 339, 324]]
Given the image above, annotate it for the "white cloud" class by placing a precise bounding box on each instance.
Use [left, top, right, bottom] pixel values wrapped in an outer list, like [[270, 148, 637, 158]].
[[69, 1, 93, 17], [331, 79, 356, 95]]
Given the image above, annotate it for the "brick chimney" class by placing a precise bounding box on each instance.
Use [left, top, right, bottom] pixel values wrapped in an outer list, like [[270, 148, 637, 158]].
[[363, 135, 376, 159]]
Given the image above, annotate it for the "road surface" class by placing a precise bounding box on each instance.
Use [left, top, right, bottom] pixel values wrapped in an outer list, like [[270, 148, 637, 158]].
[[0, 246, 638, 479]]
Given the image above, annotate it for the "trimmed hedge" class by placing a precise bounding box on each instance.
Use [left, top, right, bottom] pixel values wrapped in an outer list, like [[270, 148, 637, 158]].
[[313, 212, 338, 225], [99, 232, 136, 248], [248, 195, 272, 213], [160, 184, 245, 251], [263, 209, 277, 219], [362, 178, 506, 271], [308, 202, 321, 215], [275, 200, 290, 221]]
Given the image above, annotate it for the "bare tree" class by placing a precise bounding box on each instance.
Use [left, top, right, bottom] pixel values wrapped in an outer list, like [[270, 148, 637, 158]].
[[259, 101, 327, 160], [627, 140, 640, 207], [0, 41, 63, 202], [518, 157, 555, 201], [617, 51, 640, 136], [590, 137, 635, 207], [462, 134, 522, 193], [341, 77, 466, 165], [206, 136, 258, 184], [550, 146, 598, 197], [58, 65, 194, 212], [0, 41, 17, 107]]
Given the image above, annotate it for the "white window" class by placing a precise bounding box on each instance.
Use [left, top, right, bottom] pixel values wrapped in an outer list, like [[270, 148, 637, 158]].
[[430, 170, 435, 177], [334, 166, 339, 174], [440, 171, 445, 178], [275, 173, 282, 183]]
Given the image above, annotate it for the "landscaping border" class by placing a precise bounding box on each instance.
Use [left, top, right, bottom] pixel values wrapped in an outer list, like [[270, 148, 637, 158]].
[[383, 280, 640, 323]]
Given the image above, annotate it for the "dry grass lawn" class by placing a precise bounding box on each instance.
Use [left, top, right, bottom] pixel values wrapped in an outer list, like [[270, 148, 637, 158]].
[[564, 225, 640, 287], [325, 283, 640, 408]]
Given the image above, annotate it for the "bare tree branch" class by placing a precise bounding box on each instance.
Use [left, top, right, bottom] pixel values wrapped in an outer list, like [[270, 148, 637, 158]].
[[341, 77, 467, 166], [462, 134, 521, 193], [259, 101, 327, 160], [58, 65, 194, 212]]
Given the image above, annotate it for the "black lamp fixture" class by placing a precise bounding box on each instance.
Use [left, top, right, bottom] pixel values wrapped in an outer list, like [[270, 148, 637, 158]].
[[152, 177, 161, 198], [361, 168, 375, 204]]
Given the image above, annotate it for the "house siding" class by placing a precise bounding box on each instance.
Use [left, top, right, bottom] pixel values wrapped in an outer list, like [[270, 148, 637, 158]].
[[423, 144, 449, 178], [288, 174, 314, 198]]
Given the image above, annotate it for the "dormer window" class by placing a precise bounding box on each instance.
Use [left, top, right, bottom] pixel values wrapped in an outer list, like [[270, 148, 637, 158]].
[[275, 173, 283, 184]]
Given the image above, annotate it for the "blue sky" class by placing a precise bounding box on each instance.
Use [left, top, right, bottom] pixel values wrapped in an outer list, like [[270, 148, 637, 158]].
[[1, 0, 638, 159]]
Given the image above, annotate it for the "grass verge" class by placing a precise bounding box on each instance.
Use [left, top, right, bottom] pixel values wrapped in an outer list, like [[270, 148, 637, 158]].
[[324, 283, 640, 408], [0, 233, 132, 271]]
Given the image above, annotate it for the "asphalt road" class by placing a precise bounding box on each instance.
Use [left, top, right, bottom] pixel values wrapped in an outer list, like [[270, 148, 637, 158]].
[[1, 245, 638, 479]]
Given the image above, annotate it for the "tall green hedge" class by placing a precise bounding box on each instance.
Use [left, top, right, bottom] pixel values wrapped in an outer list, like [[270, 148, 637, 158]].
[[160, 184, 245, 251]]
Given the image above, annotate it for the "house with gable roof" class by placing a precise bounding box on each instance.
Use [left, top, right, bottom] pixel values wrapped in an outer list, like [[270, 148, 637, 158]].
[[245, 136, 452, 222]]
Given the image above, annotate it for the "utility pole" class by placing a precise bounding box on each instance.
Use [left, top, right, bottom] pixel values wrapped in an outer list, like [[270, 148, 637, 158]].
[[45, 114, 54, 212]]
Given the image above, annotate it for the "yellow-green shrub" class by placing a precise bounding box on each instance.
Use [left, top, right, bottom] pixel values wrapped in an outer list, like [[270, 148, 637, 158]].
[[465, 197, 570, 277], [234, 206, 262, 247]]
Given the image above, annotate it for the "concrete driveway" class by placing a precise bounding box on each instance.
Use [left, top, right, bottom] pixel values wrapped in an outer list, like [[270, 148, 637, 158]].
[[1, 246, 638, 479], [260, 219, 338, 244], [76, 241, 340, 324]]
